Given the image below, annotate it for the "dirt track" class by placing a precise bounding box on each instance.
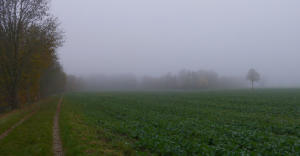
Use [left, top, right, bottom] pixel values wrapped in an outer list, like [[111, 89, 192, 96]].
[[53, 96, 64, 156]]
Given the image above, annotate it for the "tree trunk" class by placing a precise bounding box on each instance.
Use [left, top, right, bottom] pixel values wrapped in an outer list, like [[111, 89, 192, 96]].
[[8, 87, 19, 110], [251, 80, 254, 90]]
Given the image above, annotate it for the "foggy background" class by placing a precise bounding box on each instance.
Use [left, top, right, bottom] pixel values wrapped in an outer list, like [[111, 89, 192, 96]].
[[51, 0, 300, 88]]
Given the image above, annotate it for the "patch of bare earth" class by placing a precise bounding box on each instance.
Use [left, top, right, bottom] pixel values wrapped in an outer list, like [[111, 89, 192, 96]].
[[53, 96, 64, 156]]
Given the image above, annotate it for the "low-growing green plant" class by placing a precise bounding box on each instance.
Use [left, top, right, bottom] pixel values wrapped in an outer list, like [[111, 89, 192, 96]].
[[63, 89, 300, 155]]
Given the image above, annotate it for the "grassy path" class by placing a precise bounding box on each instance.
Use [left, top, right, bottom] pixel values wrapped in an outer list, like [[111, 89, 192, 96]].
[[0, 110, 35, 140], [53, 96, 64, 156], [0, 97, 59, 155], [0, 105, 35, 135]]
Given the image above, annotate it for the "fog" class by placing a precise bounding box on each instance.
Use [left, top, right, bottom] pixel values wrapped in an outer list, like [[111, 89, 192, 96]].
[[51, 0, 300, 88]]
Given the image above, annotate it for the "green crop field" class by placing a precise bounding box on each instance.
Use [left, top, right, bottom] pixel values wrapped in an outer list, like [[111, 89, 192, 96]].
[[60, 89, 300, 155]]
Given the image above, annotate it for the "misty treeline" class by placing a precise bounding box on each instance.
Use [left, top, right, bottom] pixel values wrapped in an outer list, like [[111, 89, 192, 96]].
[[66, 69, 247, 91], [0, 0, 65, 109]]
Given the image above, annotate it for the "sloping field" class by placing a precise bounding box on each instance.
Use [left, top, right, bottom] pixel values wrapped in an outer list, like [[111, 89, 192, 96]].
[[0, 89, 299, 155], [60, 89, 300, 155]]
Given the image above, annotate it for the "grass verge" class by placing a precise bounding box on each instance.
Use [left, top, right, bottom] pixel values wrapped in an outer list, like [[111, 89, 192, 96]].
[[60, 96, 149, 156]]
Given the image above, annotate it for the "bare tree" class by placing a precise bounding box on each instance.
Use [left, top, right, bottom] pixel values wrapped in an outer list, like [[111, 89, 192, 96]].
[[246, 68, 260, 89]]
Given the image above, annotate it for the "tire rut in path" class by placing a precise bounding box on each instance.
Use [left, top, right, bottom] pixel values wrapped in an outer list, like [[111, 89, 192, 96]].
[[0, 111, 36, 140], [53, 96, 64, 156]]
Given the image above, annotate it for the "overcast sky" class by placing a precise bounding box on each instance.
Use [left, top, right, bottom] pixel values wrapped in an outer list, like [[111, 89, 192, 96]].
[[51, 0, 300, 86]]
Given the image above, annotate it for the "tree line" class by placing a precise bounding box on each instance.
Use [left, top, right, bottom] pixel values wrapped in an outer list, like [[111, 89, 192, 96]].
[[66, 69, 248, 91], [0, 0, 65, 109], [141, 70, 247, 90]]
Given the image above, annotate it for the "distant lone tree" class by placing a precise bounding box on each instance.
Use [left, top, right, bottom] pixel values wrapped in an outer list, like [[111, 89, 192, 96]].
[[246, 68, 260, 89]]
